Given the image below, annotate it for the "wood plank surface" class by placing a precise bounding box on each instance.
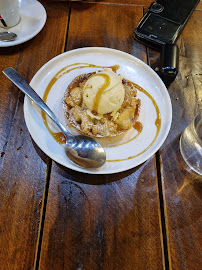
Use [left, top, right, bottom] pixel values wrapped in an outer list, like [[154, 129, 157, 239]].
[[1, 0, 201, 269], [51, 0, 202, 10], [39, 3, 164, 270], [0, 2, 70, 269], [52, 0, 153, 5], [158, 10, 202, 270]]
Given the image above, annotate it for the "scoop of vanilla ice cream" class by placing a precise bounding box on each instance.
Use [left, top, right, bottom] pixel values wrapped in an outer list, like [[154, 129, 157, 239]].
[[83, 69, 125, 115]]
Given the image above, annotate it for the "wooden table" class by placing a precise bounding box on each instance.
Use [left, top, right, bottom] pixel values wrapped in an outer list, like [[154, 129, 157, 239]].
[[0, 1, 201, 269]]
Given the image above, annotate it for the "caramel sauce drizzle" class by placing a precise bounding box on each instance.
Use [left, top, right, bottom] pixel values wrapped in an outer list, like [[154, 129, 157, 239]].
[[42, 63, 117, 144], [42, 77, 66, 144], [133, 121, 143, 133], [91, 73, 110, 113], [133, 82, 161, 139], [41, 63, 161, 163], [106, 122, 142, 149], [107, 83, 161, 162]]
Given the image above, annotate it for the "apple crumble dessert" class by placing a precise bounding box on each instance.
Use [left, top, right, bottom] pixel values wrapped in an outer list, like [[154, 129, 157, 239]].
[[63, 68, 141, 137]]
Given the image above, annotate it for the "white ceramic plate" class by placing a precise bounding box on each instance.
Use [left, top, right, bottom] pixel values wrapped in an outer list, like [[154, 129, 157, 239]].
[[0, 0, 46, 47], [24, 47, 172, 174]]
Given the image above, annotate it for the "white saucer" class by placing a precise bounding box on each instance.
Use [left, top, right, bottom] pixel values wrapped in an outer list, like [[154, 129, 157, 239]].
[[0, 0, 46, 47]]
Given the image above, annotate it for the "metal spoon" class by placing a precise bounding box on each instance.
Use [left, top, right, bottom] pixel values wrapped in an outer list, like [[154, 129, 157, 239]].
[[0, 31, 17, 41], [3, 67, 106, 168]]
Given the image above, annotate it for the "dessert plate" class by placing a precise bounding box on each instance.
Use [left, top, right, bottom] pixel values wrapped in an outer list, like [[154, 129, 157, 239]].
[[0, 0, 46, 47], [24, 47, 172, 174]]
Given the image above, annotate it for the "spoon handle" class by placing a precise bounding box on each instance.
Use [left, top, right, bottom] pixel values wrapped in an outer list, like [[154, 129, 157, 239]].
[[3, 67, 71, 138]]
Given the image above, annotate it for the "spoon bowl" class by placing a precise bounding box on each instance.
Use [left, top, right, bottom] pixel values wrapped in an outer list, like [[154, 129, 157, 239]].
[[3, 67, 106, 168], [0, 31, 17, 41], [65, 134, 106, 168]]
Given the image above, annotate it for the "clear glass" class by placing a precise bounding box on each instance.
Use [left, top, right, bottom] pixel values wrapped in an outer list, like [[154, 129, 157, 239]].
[[180, 111, 202, 175]]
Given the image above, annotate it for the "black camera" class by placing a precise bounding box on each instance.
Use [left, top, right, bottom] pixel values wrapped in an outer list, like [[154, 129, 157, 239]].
[[134, 0, 199, 85]]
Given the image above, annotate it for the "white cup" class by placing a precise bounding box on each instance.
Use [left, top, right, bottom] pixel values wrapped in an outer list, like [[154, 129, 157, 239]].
[[0, 0, 21, 28]]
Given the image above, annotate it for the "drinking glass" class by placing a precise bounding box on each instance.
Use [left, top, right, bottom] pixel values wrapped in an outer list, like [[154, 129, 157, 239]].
[[0, 0, 20, 28], [180, 111, 202, 175]]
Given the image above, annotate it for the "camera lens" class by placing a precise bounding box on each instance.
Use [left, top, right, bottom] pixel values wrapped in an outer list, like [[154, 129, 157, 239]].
[[150, 3, 164, 13]]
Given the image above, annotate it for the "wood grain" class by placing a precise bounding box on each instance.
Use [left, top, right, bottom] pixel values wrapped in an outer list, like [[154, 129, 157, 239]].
[[39, 3, 164, 270], [0, 2, 70, 269], [40, 161, 164, 270], [50, 0, 202, 10], [66, 2, 147, 59], [50, 0, 153, 5], [159, 10, 202, 270], [1, 0, 201, 269], [0, 53, 20, 171]]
